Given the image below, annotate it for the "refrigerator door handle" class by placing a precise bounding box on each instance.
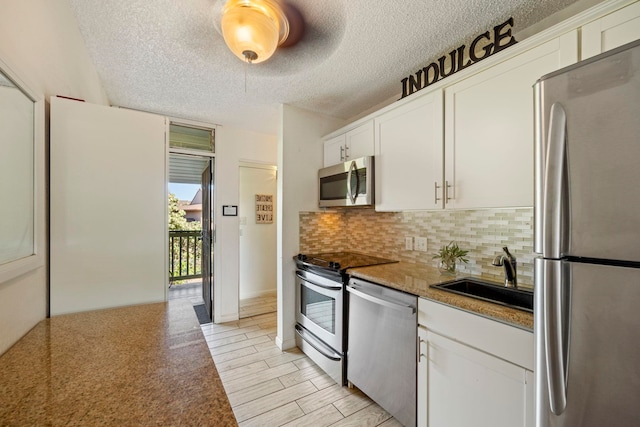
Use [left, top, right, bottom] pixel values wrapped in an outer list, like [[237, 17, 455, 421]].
[[543, 102, 568, 258], [544, 260, 568, 415], [534, 81, 543, 254]]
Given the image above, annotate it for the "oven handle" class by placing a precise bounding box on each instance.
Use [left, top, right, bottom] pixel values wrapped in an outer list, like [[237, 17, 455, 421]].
[[295, 325, 342, 361], [296, 273, 342, 291], [347, 285, 416, 315]]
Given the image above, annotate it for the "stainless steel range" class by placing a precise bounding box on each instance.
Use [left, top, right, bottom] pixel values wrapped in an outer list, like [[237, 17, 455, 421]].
[[294, 252, 397, 385]]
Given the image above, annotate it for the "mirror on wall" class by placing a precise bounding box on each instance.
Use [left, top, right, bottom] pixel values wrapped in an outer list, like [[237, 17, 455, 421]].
[[0, 58, 44, 283]]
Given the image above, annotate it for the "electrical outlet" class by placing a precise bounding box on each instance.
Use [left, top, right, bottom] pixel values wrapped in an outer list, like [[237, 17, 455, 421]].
[[415, 237, 428, 252], [405, 236, 413, 251]]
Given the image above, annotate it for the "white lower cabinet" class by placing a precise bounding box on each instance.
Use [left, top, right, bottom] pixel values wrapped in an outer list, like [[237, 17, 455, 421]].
[[417, 299, 534, 427]]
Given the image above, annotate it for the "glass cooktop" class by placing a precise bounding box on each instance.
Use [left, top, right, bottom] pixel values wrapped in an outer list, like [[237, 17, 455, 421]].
[[295, 252, 397, 272]]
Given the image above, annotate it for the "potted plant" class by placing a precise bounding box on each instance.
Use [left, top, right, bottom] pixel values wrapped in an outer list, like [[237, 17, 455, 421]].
[[433, 241, 469, 275]]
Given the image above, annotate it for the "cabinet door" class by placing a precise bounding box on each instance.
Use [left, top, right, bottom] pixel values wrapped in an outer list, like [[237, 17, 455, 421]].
[[582, 1, 640, 59], [323, 134, 346, 166], [444, 31, 577, 209], [345, 120, 374, 160], [375, 89, 444, 211], [418, 327, 533, 427], [417, 327, 428, 427]]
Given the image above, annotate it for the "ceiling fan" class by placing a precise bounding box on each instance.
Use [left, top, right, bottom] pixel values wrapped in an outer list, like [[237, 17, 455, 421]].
[[213, 0, 306, 64]]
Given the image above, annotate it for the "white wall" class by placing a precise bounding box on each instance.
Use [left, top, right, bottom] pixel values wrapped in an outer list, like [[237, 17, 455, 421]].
[[214, 126, 277, 322], [276, 105, 346, 350], [0, 0, 108, 355], [239, 165, 277, 300], [0, 2, 108, 106], [50, 97, 167, 315]]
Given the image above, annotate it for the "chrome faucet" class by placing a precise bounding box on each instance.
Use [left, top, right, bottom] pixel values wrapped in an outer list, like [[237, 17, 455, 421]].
[[492, 246, 517, 288]]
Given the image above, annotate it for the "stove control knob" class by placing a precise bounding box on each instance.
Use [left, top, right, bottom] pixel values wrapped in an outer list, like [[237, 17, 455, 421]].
[[297, 253, 307, 261], [331, 262, 341, 270]]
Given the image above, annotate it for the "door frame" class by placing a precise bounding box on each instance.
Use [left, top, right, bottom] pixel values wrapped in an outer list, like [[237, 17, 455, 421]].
[[238, 162, 277, 314], [167, 118, 217, 316]]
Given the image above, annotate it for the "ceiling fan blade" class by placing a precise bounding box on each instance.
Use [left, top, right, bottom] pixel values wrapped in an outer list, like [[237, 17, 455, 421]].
[[280, 1, 305, 48]]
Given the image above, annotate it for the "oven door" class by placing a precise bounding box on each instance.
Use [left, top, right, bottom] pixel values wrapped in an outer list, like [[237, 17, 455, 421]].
[[295, 270, 343, 352]]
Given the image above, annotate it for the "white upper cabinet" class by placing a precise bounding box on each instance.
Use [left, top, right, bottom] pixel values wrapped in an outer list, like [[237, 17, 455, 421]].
[[323, 133, 346, 166], [323, 120, 374, 166], [346, 120, 375, 160], [443, 31, 578, 209], [374, 89, 444, 211], [582, 1, 640, 59]]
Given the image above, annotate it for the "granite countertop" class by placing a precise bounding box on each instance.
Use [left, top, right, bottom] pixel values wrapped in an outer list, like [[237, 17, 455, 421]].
[[0, 299, 236, 426], [348, 262, 534, 331]]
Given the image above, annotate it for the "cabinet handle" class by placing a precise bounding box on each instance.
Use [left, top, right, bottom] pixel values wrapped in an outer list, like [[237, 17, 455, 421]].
[[344, 145, 350, 160], [434, 182, 441, 205], [417, 336, 427, 364], [445, 180, 453, 204], [347, 285, 415, 314], [340, 146, 345, 162], [295, 325, 342, 361]]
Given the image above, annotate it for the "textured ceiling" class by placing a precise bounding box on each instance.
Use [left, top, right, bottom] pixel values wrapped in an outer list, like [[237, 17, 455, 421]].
[[69, 0, 581, 134]]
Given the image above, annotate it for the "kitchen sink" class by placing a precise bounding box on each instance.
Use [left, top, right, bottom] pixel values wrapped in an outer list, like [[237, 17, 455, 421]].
[[431, 278, 534, 312]]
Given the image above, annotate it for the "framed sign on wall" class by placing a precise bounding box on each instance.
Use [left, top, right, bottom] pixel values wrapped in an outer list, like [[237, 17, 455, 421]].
[[255, 194, 273, 224]]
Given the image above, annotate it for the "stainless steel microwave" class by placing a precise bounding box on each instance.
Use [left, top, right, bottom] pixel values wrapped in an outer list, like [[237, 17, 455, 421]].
[[318, 156, 374, 208]]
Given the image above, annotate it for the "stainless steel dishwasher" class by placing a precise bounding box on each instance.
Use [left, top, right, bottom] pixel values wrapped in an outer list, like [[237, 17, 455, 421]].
[[347, 277, 417, 427]]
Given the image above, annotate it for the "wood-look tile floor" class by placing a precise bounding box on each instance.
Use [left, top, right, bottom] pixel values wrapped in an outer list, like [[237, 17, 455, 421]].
[[239, 295, 277, 319], [201, 312, 403, 426], [169, 281, 276, 319]]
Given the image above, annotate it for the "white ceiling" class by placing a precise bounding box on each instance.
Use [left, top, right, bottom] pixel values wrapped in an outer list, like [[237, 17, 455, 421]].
[[69, 0, 581, 134]]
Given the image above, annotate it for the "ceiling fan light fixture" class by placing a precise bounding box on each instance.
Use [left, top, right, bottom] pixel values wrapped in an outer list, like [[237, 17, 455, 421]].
[[221, 0, 289, 64]]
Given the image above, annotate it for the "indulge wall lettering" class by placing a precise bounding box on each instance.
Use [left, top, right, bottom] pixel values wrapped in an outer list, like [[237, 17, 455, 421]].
[[400, 18, 517, 99]]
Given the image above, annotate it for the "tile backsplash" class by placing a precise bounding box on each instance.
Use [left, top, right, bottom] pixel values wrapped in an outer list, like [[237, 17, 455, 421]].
[[300, 208, 534, 286]]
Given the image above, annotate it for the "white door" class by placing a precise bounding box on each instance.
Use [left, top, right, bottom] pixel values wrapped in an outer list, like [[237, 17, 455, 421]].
[[50, 96, 167, 315], [239, 165, 277, 307]]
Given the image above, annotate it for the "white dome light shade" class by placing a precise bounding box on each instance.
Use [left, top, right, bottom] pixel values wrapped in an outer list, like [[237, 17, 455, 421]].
[[221, 0, 289, 64]]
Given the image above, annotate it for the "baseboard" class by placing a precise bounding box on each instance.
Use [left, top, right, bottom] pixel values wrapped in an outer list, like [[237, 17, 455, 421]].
[[239, 289, 277, 300], [214, 312, 239, 324], [275, 335, 296, 351]]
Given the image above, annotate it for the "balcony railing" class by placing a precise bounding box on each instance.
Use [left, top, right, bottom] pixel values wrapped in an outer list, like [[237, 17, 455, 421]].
[[169, 230, 202, 283]]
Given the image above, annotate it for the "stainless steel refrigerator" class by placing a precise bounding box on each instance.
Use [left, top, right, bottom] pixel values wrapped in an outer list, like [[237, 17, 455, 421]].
[[534, 39, 640, 426]]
